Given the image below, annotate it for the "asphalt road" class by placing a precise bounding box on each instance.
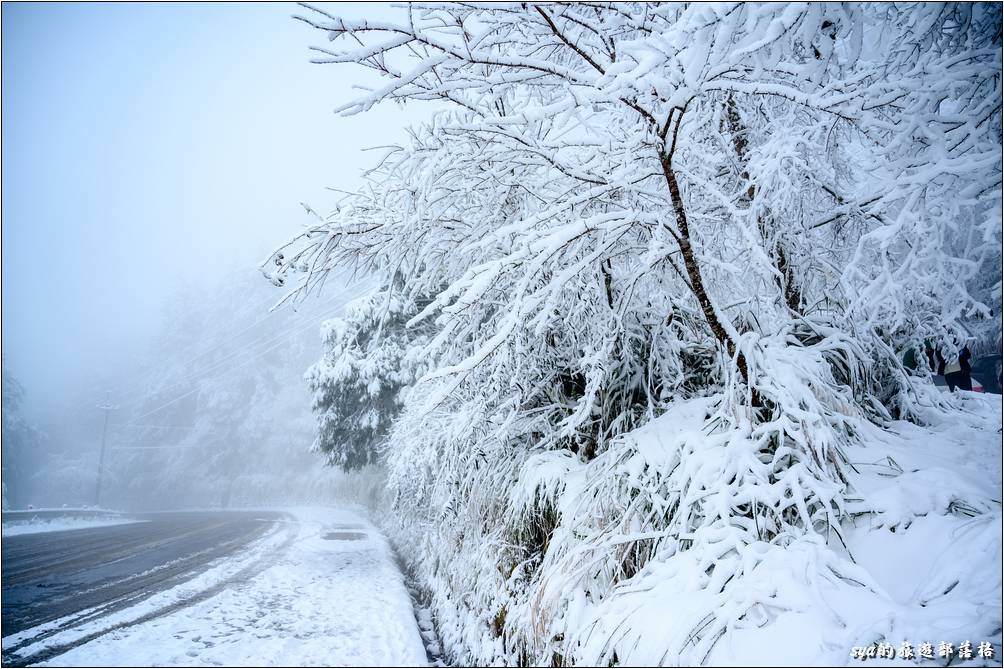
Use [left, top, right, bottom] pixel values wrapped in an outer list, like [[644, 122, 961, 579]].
[[1, 510, 285, 666]]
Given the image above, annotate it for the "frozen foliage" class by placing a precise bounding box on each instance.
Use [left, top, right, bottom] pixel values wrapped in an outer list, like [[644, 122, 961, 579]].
[[267, 4, 1002, 665]]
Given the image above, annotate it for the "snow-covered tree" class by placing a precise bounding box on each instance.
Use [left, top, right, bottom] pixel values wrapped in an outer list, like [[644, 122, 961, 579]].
[[268, 4, 1001, 664], [2, 364, 44, 509], [306, 287, 432, 470]]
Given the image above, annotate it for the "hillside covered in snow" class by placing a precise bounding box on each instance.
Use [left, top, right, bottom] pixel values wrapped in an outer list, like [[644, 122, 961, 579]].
[[263, 3, 1003, 666]]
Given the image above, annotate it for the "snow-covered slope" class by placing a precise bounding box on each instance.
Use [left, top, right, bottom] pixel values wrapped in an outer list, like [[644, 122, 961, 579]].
[[531, 392, 1002, 666], [261, 4, 1001, 665]]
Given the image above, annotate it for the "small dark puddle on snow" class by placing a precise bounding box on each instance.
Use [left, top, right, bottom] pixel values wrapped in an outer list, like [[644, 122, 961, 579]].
[[322, 531, 367, 541]]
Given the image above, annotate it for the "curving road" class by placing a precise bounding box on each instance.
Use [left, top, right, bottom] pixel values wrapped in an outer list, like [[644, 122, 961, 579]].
[[1, 510, 286, 666]]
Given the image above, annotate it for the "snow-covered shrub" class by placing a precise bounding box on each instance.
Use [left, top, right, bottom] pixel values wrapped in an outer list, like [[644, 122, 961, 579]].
[[268, 4, 1001, 664]]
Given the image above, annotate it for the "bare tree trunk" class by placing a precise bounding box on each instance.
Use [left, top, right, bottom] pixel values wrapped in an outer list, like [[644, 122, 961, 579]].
[[658, 146, 753, 388]]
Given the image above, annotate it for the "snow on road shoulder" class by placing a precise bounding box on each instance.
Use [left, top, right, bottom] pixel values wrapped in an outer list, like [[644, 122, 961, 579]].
[[1, 515, 145, 537], [42, 506, 429, 667], [5, 513, 294, 659]]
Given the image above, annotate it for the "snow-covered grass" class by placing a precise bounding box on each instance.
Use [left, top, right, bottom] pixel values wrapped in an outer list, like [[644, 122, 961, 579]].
[[10, 507, 427, 667]]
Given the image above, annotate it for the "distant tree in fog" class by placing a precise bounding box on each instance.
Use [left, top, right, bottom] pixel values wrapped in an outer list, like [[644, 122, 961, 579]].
[[2, 364, 45, 509], [92, 272, 354, 510]]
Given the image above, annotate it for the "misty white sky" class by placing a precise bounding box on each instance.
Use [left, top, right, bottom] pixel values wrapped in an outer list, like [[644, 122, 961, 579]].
[[2, 2, 418, 410]]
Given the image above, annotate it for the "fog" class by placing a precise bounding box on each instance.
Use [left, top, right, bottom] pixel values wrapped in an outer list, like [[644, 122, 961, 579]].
[[1, 2, 412, 510]]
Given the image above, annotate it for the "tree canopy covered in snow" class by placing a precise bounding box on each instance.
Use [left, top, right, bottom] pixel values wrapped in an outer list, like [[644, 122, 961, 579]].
[[267, 3, 1002, 665]]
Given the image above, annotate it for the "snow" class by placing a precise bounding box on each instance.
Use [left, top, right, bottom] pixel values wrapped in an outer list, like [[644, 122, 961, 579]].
[[7, 507, 428, 667], [567, 391, 1003, 666], [264, 4, 1000, 665], [1, 513, 144, 536], [0, 2, 998, 667]]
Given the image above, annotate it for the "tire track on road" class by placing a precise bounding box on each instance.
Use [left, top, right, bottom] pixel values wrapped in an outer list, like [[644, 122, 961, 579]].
[[3, 512, 296, 667]]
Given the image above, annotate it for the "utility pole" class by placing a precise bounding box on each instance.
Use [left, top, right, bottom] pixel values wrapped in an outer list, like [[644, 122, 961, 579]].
[[94, 393, 117, 508]]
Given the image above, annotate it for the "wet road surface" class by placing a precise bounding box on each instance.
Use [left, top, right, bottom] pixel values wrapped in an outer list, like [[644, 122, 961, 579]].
[[1, 510, 285, 666]]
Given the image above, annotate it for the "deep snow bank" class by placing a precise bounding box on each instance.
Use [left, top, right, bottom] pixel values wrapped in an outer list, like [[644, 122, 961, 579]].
[[393, 392, 1001, 666], [567, 392, 1002, 666]]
